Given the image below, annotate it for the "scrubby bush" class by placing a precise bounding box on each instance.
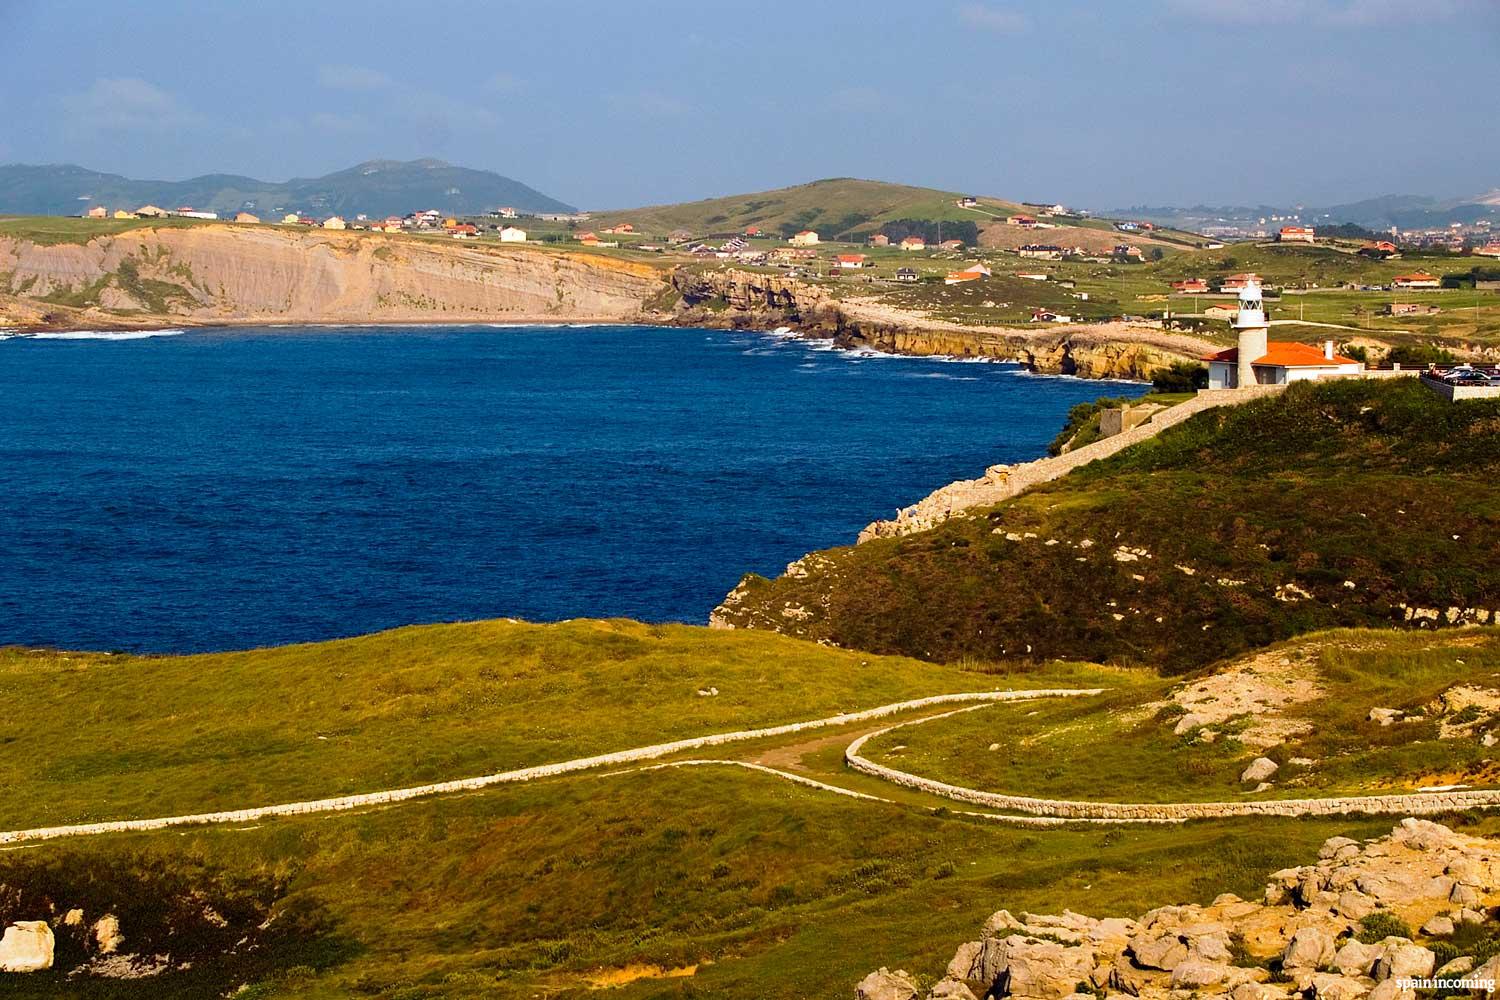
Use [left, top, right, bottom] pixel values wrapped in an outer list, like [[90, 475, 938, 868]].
[[1151, 362, 1208, 393]]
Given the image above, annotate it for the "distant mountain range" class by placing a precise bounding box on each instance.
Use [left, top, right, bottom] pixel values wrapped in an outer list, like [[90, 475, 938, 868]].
[[0, 159, 575, 218], [1107, 189, 1500, 232]]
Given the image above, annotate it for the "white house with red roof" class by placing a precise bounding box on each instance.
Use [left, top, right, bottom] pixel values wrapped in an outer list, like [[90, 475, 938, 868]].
[[1392, 272, 1440, 289], [1278, 226, 1315, 243], [1204, 279, 1363, 389], [836, 253, 867, 269], [899, 236, 926, 251]]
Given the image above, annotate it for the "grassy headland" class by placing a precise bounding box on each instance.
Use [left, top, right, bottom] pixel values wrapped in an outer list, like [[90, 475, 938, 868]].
[[6, 617, 1474, 998], [714, 378, 1500, 671]]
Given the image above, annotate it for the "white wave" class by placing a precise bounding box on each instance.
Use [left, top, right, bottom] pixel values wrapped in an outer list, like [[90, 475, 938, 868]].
[[1005, 368, 1145, 385], [20, 328, 188, 341]]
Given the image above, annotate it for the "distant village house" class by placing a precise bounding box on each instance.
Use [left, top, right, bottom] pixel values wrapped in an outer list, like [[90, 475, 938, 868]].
[[1391, 272, 1440, 289]]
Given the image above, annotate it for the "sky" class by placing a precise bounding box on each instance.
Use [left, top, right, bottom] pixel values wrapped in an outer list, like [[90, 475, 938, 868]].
[[2, 0, 1496, 211]]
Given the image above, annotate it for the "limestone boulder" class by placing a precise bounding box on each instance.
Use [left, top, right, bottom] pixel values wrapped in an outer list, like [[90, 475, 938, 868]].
[[929, 978, 979, 1000], [1469, 954, 1500, 993], [1371, 939, 1435, 982], [0, 922, 54, 973], [947, 941, 984, 981], [1436, 956, 1475, 977], [857, 967, 920, 1000], [1332, 940, 1384, 977], [1336, 891, 1378, 920], [1283, 925, 1337, 970], [1241, 757, 1279, 783], [1421, 914, 1455, 937], [991, 935, 1096, 999], [1170, 958, 1229, 989], [1309, 972, 1371, 1000], [1390, 819, 1464, 853], [1321, 838, 1362, 862], [1129, 931, 1188, 971], [1365, 980, 1413, 1000], [1233, 984, 1293, 1000]]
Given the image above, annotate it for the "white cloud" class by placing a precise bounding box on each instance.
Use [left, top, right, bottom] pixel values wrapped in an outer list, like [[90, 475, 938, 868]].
[[957, 2, 1028, 32], [485, 72, 525, 94], [59, 77, 201, 131], [1164, 0, 1483, 27], [309, 112, 373, 135], [605, 91, 690, 118], [824, 87, 891, 114], [317, 65, 394, 91]]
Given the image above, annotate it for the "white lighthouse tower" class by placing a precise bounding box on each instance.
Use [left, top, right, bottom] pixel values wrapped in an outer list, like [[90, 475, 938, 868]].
[[1234, 278, 1269, 388]]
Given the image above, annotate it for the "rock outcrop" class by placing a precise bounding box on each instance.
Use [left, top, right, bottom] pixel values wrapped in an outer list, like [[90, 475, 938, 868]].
[[0, 921, 54, 973], [860, 820, 1500, 1000], [670, 268, 1219, 380]]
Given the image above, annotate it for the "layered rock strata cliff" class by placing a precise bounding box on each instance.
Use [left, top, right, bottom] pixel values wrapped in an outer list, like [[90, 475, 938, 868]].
[[0, 225, 669, 327]]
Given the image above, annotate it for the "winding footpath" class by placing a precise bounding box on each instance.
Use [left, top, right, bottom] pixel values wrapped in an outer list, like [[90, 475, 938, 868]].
[[0, 689, 1091, 846], [9, 686, 1500, 847], [845, 706, 1500, 821]]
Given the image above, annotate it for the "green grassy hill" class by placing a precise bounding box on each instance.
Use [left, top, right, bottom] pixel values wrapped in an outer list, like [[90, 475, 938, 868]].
[[0, 159, 574, 218], [714, 379, 1500, 672], [0, 619, 1002, 830], [3, 617, 1473, 999], [864, 628, 1500, 804], [587, 177, 1024, 240]]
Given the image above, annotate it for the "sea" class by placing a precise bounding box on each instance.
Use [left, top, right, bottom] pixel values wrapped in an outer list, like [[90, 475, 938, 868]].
[[0, 324, 1146, 653]]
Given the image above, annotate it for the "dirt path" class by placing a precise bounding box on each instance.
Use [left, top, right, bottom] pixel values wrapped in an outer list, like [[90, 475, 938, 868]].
[[0, 689, 1094, 846], [12, 682, 1500, 848]]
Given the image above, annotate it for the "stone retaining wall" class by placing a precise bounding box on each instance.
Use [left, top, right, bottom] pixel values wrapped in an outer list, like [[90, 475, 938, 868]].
[[858, 385, 1288, 542], [0, 689, 1098, 846], [845, 711, 1500, 821]]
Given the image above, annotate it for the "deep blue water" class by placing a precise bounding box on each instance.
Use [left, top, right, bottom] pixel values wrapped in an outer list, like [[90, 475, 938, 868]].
[[0, 325, 1144, 653]]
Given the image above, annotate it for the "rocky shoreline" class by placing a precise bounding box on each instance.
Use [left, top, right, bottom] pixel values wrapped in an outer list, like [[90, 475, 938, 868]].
[[670, 267, 1221, 381], [0, 223, 1227, 383]]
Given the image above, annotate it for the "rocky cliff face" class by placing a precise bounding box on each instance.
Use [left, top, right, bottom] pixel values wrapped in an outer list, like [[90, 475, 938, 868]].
[[671, 268, 1217, 380], [0, 225, 670, 327]]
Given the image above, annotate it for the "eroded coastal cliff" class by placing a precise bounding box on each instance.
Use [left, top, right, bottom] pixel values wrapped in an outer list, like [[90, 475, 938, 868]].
[[671, 268, 1218, 380], [0, 225, 1216, 380], [0, 224, 670, 328]]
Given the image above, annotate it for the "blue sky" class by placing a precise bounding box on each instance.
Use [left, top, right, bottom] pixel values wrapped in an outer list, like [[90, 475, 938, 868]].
[[2, 0, 1495, 210]]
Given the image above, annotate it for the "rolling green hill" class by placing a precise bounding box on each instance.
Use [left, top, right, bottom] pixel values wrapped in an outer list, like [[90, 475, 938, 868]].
[[0, 159, 574, 218], [587, 177, 1024, 240], [1, 616, 1464, 999], [714, 379, 1500, 672], [0, 619, 999, 830]]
